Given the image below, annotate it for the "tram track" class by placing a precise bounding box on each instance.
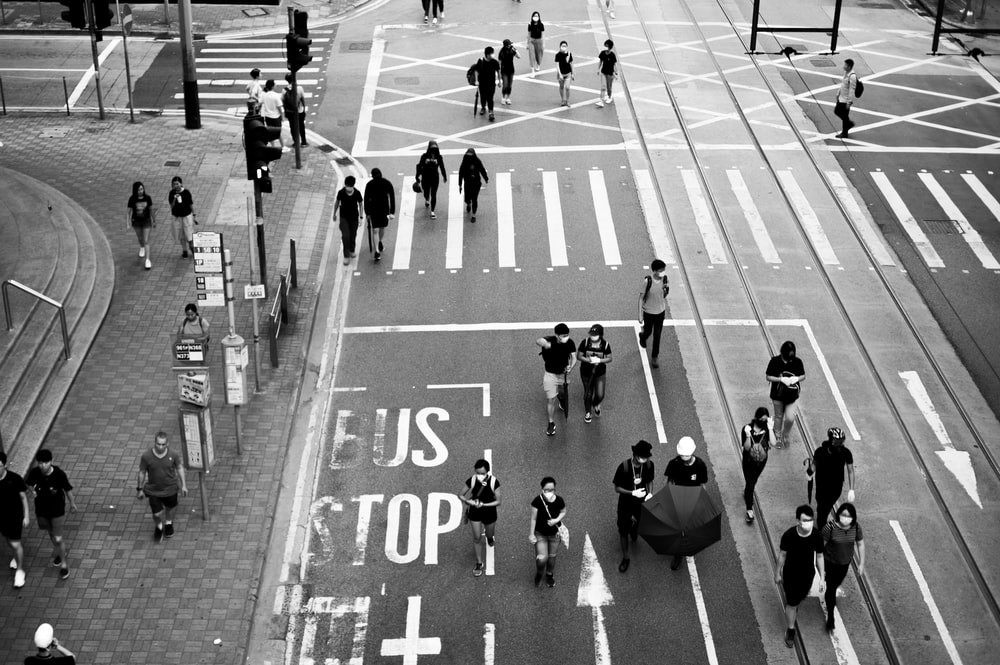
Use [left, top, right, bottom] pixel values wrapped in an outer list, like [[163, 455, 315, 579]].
[[602, 0, 1000, 662]]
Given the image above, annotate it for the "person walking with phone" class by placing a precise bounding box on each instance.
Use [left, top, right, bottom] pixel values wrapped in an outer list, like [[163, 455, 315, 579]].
[[554, 41, 575, 106], [529, 476, 566, 588], [498, 39, 520, 105], [765, 340, 805, 447], [167, 176, 196, 258], [638, 259, 669, 368], [459, 459, 501, 578], [821, 502, 865, 631], [415, 140, 447, 219], [536, 323, 576, 436], [526, 12, 545, 73], [25, 623, 77, 665], [577, 324, 612, 422], [613, 440, 653, 573]]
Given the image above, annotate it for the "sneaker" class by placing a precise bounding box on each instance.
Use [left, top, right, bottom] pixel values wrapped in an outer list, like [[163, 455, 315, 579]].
[[835, 132, 848, 139], [52, 557, 62, 567], [847, 120, 855, 130], [670, 554, 682, 570], [439, 12, 444, 18], [60, 567, 70, 580], [545, 422, 556, 436], [343, 256, 351, 265], [13, 569, 25, 588], [164, 523, 174, 538], [638, 333, 647, 349], [281, 147, 291, 153], [595, 100, 604, 108], [154, 525, 164, 542], [470, 215, 476, 223], [594, 405, 602, 417], [374, 251, 382, 261], [745, 509, 755, 523], [610, 11, 616, 18], [618, 558, 630, 573], [826, 614, 835, 632], [145, 258, 152, 270], [486, 536, 495, 547], [432, 17, 438, 24], [584, 412, 592, 423], [546, 574, 555, 588], [473, 562, 484, 577], [430, 211, 437, 219], [182, 250, 189, 258], [139, 247, 145, 258], [489, 113, 495, 122], [784, 629, 795, 648], [534, 572, 543, 587], [651, 357, 659, 368], [9, 558, 17, 570], [480, 108, 486, 115], [425, 200, 430, 208], [423, 15, 428, 22]]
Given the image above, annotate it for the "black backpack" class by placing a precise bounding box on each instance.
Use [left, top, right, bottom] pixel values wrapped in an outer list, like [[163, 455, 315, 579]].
[[853, 76, 864, 98], [466, 61, 479, 86]]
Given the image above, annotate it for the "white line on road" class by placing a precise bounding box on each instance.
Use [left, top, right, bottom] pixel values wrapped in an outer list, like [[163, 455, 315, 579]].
[[446, 177, 463, 270], [681, 170, 728, 264], [634, 168, 676, 265], [196, 56, 325, 63], [776, 170, 840, 265], [870, 171, 944, 268], [889, 520, 965, 665], [353, 30, 385, 156], [798, 318, 859, 440], [577, 534, 613, 665], [920, 173, 1000, 270], [496, 172, 516, 267], [381, 596, 442, 663], [589, 170, 622, 266], [825, 171, 895, 267], [484, 623, 496, 665], [427, 383, 491, 416], [394, 176, 417, 270], [68, 38, 120, 109], [543, 171, 569, 267], [818, 598, 862, 665], [687, 557, 720, 665], [961, 173, 1000, 229], [727, 169, 781, 264]]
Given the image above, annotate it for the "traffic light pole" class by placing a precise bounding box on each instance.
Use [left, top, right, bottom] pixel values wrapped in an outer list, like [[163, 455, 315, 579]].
[[84, 0, 106, 119], [254, 181, 269, 299], [287, 7, 302, 169], [178, 0, 200, 129]]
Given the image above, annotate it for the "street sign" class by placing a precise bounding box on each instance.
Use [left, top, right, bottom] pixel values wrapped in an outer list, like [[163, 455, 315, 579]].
[[121, 4, 133, 36], [244, 284, 266, 300], [193, 231, 225, 307], [174, 342, 206, 362]]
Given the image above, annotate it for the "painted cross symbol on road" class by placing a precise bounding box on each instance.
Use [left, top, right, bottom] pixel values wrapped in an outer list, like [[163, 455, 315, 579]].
[[380, 596, 441, 664]]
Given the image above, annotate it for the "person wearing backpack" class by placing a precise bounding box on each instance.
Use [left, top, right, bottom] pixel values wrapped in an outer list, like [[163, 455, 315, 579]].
[[637, 259, 669, 368], [612, 440, 653, 573], [741, 407, 773, 524], [474, 47, 501, 121], [834, 58, 859, 139], [459, 459, 501, 578], [577, 324, 612, 423]]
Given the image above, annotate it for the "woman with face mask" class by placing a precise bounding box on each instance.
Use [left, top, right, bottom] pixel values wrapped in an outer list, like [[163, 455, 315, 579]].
[[415, 140, 447, 219], [741, 407, 773, 523], [459, 459, 501, 577], [458, 149, 489, 223], [577, 324, 612, 422], [529, 477, 566, 588], [526, 12, 545, 73], [821, 503, 864, 631], [765, 340, 806, 447], [554, 40, 575, 106]]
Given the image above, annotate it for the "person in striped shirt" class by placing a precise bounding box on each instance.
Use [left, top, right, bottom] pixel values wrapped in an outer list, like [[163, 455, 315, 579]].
[[821, 502, 865, 631]]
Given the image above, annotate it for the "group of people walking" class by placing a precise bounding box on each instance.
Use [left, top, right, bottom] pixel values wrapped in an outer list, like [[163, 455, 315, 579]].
[[125, 176, 197, 271], [246, 68, 307, 150]]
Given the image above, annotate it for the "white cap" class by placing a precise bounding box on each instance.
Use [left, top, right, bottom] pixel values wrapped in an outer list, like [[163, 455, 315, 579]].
[[676, 436, 696, 456], [34, 623, 54, 649]]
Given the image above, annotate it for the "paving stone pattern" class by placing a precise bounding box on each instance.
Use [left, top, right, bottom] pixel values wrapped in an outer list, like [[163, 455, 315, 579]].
[[0, 113, 336, 665]]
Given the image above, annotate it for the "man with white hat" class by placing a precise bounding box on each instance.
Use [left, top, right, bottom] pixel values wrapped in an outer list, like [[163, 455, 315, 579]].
[[25, 623, 76, 664], [664, 436, 709, 570]]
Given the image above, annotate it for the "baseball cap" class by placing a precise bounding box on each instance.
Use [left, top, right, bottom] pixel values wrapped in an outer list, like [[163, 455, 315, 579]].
[[503, 39, 512, 46], [589, 324, 603, 336], [554, 323, 570, 335], [676, 436, 696, 456], [34, 623, 53, 649], [632, 440, 653, 457]]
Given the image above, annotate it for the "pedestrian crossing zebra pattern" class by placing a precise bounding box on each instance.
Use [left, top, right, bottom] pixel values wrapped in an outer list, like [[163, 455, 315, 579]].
[[177, 31, 332, 114]]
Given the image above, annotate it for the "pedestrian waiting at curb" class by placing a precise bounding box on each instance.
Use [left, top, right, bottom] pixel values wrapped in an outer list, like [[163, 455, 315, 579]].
[[474, 47, 501, 121], [0, 451, 29, 589], [177, 303, 211, 345], [834, 58, 859, 140], [596, 39, 618, 108], [421, 0, 443, 24], [526, 12, 545, 73], [765, 340, 805, 448], [334, 176, 364, 265], [555, 41, 575, 107], [26, 623, 76, 665], [498, 39, 520, 105], [577, 323, 612, 422], [664, 436, 708, 570], [638, 259, 669, 368], [25, 449, 78, 581], [529, 476, 566, 588], [741, 406, 773, 524], [246, 68, 263, 115], [283, 74, 308, 147], [415, 140, 447, 219], [821, 502, 865, 631], [536, 323, 577, 436], [776, 505, 825, 648], [613, 440, 653, 573], [167, 176, 197, 258], [136, 431, 188, 542], [813, 427, 855, 525], [458, 149, 489, 223], [260, 79, 288, 152], [126, 181, 155, 271], [363, 168, 396, 262], [458, 459, 501, 578]]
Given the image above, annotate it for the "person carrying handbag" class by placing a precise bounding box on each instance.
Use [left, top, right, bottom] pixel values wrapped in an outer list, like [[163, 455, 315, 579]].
[[529, 477, 567, 588]]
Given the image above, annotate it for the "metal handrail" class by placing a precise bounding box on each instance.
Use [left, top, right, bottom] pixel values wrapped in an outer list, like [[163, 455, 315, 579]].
[[2, 279, 71, 360]]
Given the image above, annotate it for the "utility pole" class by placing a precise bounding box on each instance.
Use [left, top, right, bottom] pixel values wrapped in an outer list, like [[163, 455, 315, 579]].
[[177, 0, 200, 129], [84, 0, 106, 119]]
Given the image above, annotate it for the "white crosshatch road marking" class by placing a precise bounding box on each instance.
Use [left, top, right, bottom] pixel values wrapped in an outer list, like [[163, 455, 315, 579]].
[[380, 596, 441, 664]]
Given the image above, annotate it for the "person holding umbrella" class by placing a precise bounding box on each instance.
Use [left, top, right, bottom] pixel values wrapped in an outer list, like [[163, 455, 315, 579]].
[[664, 436, 708, 570], [613, 440, 653, 573], [776, 505, 825, 648], [529, 476, 567, 588]]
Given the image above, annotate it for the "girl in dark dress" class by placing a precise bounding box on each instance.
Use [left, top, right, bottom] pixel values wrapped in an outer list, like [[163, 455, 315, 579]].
[[415, 140, 447, 219], [529, 476, 567, 588], [126, 181, 155, 270], [458, 149, 489, 223]]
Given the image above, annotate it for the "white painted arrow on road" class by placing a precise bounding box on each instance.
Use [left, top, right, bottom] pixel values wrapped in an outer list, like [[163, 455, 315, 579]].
[[577, 533, 613, 665], [899, 371, 982, 508]]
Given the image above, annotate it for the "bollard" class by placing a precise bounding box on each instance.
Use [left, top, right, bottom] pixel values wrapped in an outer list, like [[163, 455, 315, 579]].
[[63, 77, 70, 116], [290, 239, 298, 289]]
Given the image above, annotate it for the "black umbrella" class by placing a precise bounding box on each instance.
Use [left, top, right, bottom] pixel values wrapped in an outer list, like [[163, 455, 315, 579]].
[[638, 484, 722, 556]]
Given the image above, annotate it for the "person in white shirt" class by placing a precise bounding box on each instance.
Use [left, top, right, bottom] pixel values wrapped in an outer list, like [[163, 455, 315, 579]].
[[245, 68, 262, 115], [259, 79, 287, 151], [834, 58, 857, 139]]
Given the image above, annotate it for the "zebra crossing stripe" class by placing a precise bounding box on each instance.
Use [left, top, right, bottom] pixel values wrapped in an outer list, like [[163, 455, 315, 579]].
[[726, 169, 781, 264], [776, 171, 840, 266], [394, 177, 418, 270], [920, 173, 1000, 270], [588, 170, 622, 266], [196, 57, 325, 64], [633, 169, 675, 265], [542, 172, 569, 267], [496, 173, 516, 268], [961, 173, 1000, 232], [195, 67, 321, 74], [826, 171, 896, 267], [446, 178, 463, 270], [681, 170, 728, 264], [870, 172, 944, 268]]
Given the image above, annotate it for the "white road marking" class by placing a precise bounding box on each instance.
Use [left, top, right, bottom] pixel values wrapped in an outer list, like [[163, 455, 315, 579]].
[[353, 494, 385, 565], [634, 168, 676, 265], [195, 56, 324, 64], [425, 493, 463, 564], [330, 410, 359, 469], [776, 170, 840, 265], [920, 173, 1000, 270], [543, 171, 569, 266], [194, 67, 321, 74], [726, 169, 781, 264], [577, 534, 613, 665], [68, 38, 120, 108], [175, 91, 314, 100], [589, 170, 622, 265], [483, 623, 496, 665], [870, 171, 944, 268], [394, 176, 418, 270], [681, 170, 728, 264], [385, 494, 422, 564], [427, 383, 491, 416], [309, 497, 342, 559], [817, 598, 862, 665], [306, 597, 370, 665], [796, 318, 859, 440], [495, 172, 516, 267], [825, 171, 896, 267], [961, 174, 1000, 228], [353, 30, 385, 155], [889, 520, 965, 665], [898, 371, 982, 508], [446, 177, 463, 269], [687, 558, 720, 665], [380, 596, 442, 664]]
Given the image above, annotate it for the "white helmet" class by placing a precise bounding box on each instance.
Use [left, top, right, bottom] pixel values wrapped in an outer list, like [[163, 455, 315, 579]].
[[676, 436, 696, 456], [34, 623, 54, 649]]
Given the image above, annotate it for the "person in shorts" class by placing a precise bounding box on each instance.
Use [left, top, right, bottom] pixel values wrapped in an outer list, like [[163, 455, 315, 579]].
[[529, 476, 566, 588], [136, 432, 188, 542], [458, 459, 501, 578], [0, 451, 30, 588], [775, 505, 825, 648], [613, 440, 653, 573], [363, 167, 396, 262], [25, 449, 78, 581], [167, 176, 196, 258], [535, 323, 577, 436], [765, 340, 805, 447]]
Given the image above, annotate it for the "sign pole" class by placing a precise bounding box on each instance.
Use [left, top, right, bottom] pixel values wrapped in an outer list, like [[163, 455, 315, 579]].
[[246, 197, 262, 393], [116, 1, 135, 123], [223, 249, 242, 455]]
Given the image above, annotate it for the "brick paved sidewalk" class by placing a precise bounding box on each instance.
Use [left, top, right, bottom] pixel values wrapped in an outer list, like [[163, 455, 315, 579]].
[[0, 113, 340, 665]]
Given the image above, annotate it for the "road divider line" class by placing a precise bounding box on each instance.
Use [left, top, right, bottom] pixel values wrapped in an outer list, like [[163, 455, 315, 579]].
[[496, 172, 516, 267], [681, 170, 728, 264], [543, 171, 569, 267], [727, 169, 781, 264], [776, 170, 840, 265], [920, 173, 1000, 270], [394, 176, 417, 270], [634, 169, 676, 265], [889, 520, 965, 665], [687, 557, 719, 665], [484, 623, 496, 665], [589, 170, 622, 266], [446, 177, 463, 270], [825, 171, 895, 267], [68, 38, 120, 109], [870, 171, 944, 268], [578, 534, 613, 665]]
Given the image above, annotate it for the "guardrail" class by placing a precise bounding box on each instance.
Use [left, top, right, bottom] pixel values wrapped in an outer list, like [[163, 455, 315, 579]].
[[2, 279, 71, 360]]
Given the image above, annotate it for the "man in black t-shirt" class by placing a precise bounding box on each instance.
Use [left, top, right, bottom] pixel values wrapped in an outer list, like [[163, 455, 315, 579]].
[[813, 427, 855, 524], [333, 176, 364, 264], [25, 449, 78, 581], [475, 47, 501, 121], [613, 440, 654, 573], [664, 436, 709, 570], [0, 451, 30, 589], [535, 323, 576, 437], [775, 505, 825, 648]]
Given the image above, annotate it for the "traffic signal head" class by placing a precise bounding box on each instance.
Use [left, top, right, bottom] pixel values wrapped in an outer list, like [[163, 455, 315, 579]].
[[59, 0, 86, 29], [294, 10, 309, 38], [92, 0, 113, 30], [286, 33, 313, 74], [243, 115, 283, 184]]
